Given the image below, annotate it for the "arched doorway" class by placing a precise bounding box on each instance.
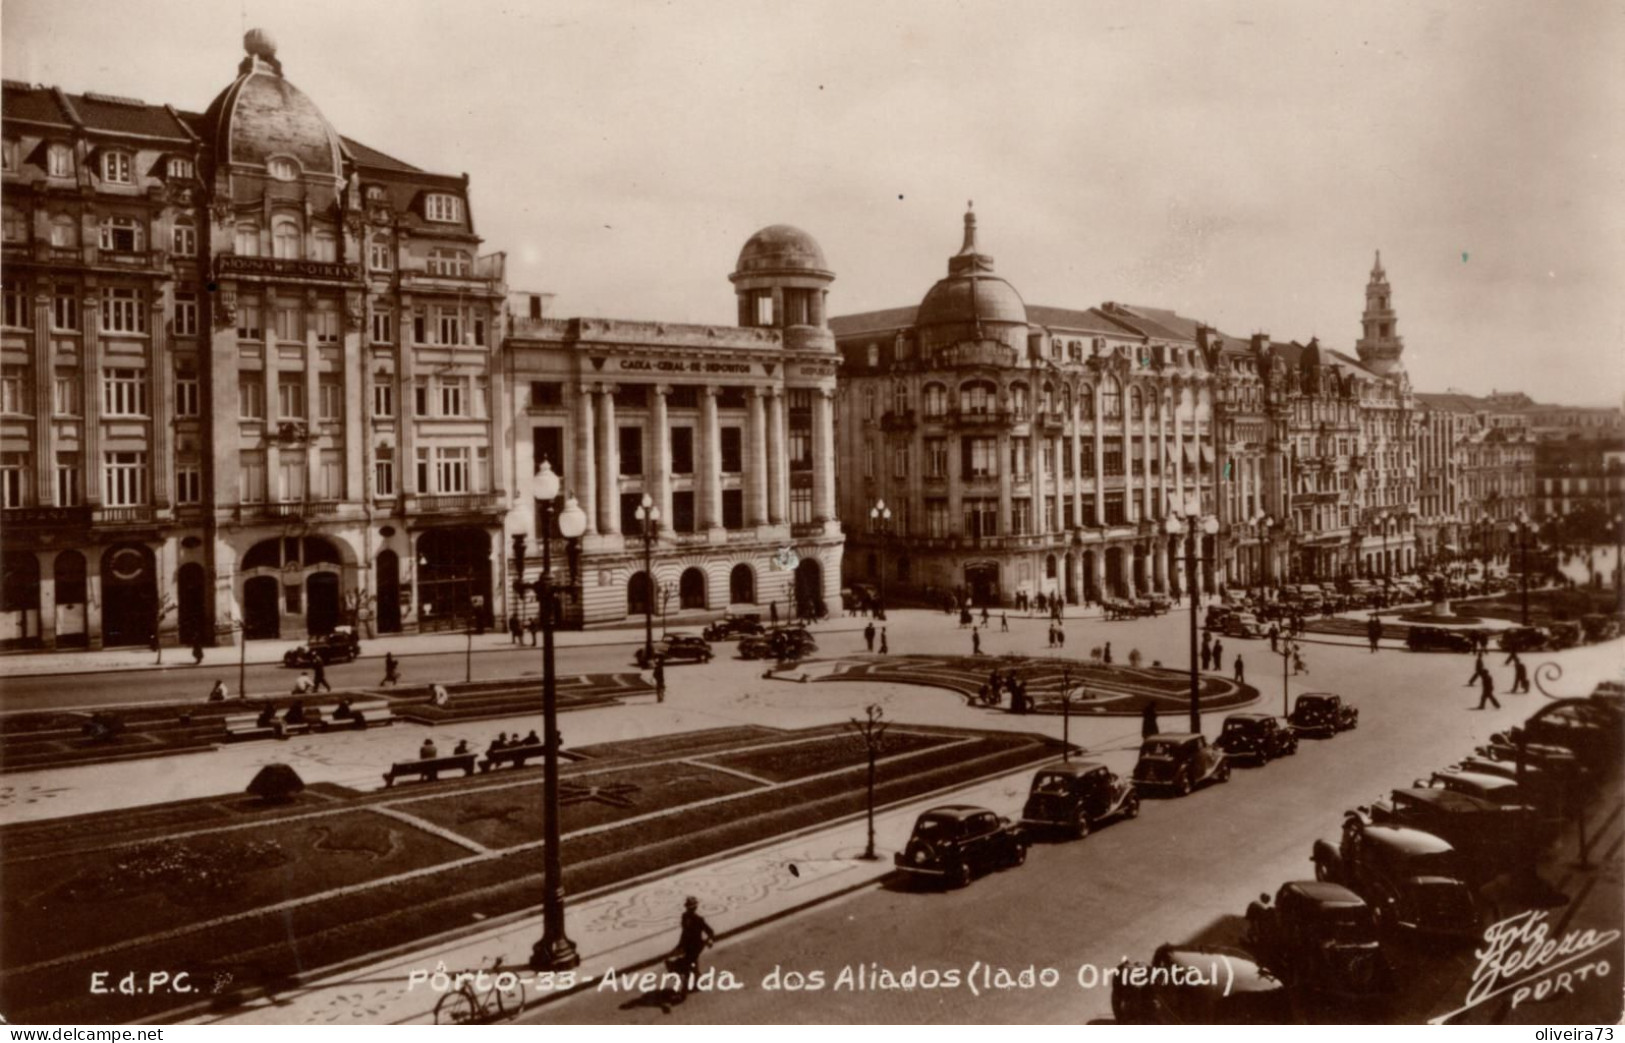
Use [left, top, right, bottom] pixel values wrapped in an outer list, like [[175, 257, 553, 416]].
[[679, 567, 708, 610], [1082, 550, 1099, 602], [376, 550, 401, 633], [627, 571, 652, 616], [795, 558, 824, 618], [964, 562, 999, 606], [416, 528, 492, 632], [100, 545, 155, 647], [729, 563, 756, 605], [306, 572, 340, 636], [1104, 546, 1125, 599], [53, 551, 88, 646], [1064, 551, 1077, 604], [244, 575, 281, 639], [1, 552, 42, 646], [176, 563, 208, 646]]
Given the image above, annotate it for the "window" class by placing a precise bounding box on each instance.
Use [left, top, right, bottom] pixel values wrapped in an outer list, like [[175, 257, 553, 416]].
[[923, 384, 947, 417], [101, 151, 132, 184], [1, 367, 27, 414], [619, 426, 643, 476], [175, 464, 201, 505], [437, 376, 465, 417], [372, 380, 394, 417], [893, 446, 909, 478], [274, 301, 301, 341], [671, 427, 694, 473], [1011, 437, 1030, 478], [2, 282, 26, 327], [369, 237, 393, 271], [722, 489, 744, 529], [962, 382, 994, 414], [1, 206, 24, 243], [103, 451, 147, 506], [102, 368, 147, 416], [314, 307, 340, 344], [51, 289, 78, 333], [720, 427, 743, 472], [427, 248, 470, 276], [893, 382, 908, 415], [414, 378, 430, 417], [272, 219, 300, 259], [311, 228, 337, 263], [1011, 499, 1032, 536], [267, 157, 298, 181], [235, 223, 260, 257], [370, 309, 393, 343], [236, 300, 262, 340], [927, 500, 949, 537], [863, 444, 874, 478], [175, 375, 199, 417], [174, 291, 197, 336], [530, 381, 562, 408], [1105, 492, 1126, 525], [965, 436, 998, 479], [0, 452, 26, 508], [374, 445, 396, 497], [278, 376, 306, 419], [435, 306, 462, 344], [166, 156, 194, 180], [926, 437, 947, 479], [53, 372, 79, 415], [50, 214, 77, 247], [319, 377, 343, 421], [1079, 386, 1094, 419], [964, 498, 998, 539], [316, 451, 344, 500], [100, 287, 145, 333], [790, 484, 812, 524], [1102, 378, 1122, 419], [239, 376, 265, 419], [1104, 444, 1123, 476], [435, 447, 469, 493], [56, 453, 80, 506], [278, 456, 306, 501], [864, 387, 876, 420], [424, 193, 463, 223], [239, 451, 266, 502], [165, 220, 194, 257], [1011, 384, 1029, 419], [98, 216, 142, 252]]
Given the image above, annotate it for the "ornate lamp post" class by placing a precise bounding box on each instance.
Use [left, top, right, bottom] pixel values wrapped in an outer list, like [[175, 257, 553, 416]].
[[1165, 497, 1220, 733], [511, 459, 587, 972], [869, 499, 891, 618], [635, 493, 660, 664], [1510, 510, 1538, 627]]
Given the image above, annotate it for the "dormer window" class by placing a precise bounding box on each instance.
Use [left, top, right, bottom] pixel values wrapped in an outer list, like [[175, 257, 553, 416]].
[[166, 157, 194, 180], [365, 184, 387, 202], [267, 157, 298, 181], [47, 143, 73, 178], [424, 193, 462, 223], [101, 151, 132, 184], [426, 248, 470, 276]]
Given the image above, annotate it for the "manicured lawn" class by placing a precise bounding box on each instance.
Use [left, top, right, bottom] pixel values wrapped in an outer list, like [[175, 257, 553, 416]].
[[696, 731, 954, 783]]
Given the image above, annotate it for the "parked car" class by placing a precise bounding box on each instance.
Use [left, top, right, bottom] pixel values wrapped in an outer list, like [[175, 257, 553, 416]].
[[1132, 733, 1230, 796], [738, 626, 817, 661], [1244, 881, 1392, 1003], [1580, 614, 1621, 643], [1474, 731, 1582, 779], [1416, 770, 1559, 832], [893, 805, 1027, 888], [1349, 788, 1537, 879], [282, 626, 362, 667], [1312, 820, 1483, 937], [1214, 713, 1297, 764], [1288, 693, 1357, 738], [1497, 626, 1550, 653], [1112, 945, 1290, 1024], [1223, 612, 1264, 639], [1546, 621, 1583, 650], [1440, 759, 1566, 810], [1522, 703, 1622, 771], [701, 614, 764, 642], [1406, 626, 1474, 653], [1020, 761, 1139, 838], [1203, 606, 1235, 632], [634, 634, 713, 669]]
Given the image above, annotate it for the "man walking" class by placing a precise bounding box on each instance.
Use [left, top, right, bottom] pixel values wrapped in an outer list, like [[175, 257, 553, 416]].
[[311, 658, 332, 694], [1201, 631, 1214, 669], [508, 613, 523, 645], [1268, 623, 1280, 653], [1367, 615, 1382, 654], [864, 621, 876, 652], [972, 626, 982, 655], [1476, 669, 1500, 710], [1466, 650, 1488, 687], [879, 628, 889, 655], [1506, 651, 1530, 694], [663, 896, 715, 1010], [1233, 655, 1245, 685], [1212, 639, 1225, 673], [1103, 641, 1112, 665], [653, 656, 666, 703], [1001, 612, 1009, 633]]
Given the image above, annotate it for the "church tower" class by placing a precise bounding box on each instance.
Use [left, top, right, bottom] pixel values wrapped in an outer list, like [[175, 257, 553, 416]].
[[1354, 250, 1405, 376]]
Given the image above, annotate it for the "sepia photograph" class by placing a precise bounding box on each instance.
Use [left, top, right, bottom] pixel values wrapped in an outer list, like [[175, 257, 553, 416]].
[[1, 0, 1621, 1030]]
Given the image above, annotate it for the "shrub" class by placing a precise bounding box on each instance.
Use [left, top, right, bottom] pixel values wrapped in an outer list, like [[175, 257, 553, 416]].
[[247, 764, 305, 804]]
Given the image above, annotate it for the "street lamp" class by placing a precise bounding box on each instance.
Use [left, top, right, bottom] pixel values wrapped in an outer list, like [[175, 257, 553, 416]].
[[635, 493, 660, 665], [870, 499, 892, 619], [1165, 497, 1220, 733], [1510, 511, 1538, 627], [514, 459, 587, 972]]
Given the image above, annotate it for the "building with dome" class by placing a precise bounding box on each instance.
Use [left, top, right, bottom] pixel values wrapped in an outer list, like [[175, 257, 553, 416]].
[[502, 224, 843, 626], [1, 31, 510, 647]]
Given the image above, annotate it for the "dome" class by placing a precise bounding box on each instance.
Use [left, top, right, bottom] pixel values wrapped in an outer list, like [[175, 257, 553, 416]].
[[918, 274, 1027, 327], [734, 225, 831, 277], [201, 33, 344, 178]]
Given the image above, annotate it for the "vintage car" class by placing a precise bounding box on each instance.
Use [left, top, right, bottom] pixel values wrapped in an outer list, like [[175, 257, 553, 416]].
[[1580, 614, 1621, 643], [1405, 626, 1475, 653], [1203, 606, 1235, 632], [1132, 733, 1230, 796], [1350, 788, 1538, 878], [1214, 713, 1297, 764], [1475, 731, 1583, 779], [1546, 621, 1583, 650], [282, 626, 362, 667], [1112, 945, 1290, 1025], [1312, 820, 1483, 937], [1020, 761, 1139, 838], [701, 614, 764, 642], [1243, 881, 1392, 1003], [634, 633, 713, 669], [738, 626, 817, 661], [1522, 703, 1622, 770], [1289, 693, 1357, 738], [1497, 626, 1550, 653], [893, 805, 1027, 888], [1223, 612, 1264, 639]]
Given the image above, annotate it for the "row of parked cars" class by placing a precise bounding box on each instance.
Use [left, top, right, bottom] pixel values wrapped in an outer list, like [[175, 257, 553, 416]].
[[1113, 686, 1622, 1023], [633, 614, 819, 668]]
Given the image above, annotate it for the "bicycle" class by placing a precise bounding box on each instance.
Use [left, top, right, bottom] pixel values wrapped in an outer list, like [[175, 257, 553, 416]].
[[433, 957, 526, 1024]]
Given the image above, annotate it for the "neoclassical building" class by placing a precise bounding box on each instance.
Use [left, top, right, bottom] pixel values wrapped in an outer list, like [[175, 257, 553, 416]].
[[503, 226, 844, 625]]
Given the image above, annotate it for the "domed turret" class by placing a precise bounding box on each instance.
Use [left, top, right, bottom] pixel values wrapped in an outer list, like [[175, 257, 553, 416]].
[[200, 29, 345, 182], [916, 205, 1027, 353], [730, 224, 835, 351]]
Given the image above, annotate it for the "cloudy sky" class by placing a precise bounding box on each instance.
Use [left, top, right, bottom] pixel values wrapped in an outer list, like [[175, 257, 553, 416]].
[[5, 0, 1621, 404]]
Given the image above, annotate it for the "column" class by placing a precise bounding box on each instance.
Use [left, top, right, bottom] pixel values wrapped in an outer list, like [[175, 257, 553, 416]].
[[597, 386, 620, 535], [947, 434, 964, 537], [1172, 382, 1186, 509], [1122, 544, 1137, 599], [811, 388, 835, 524], [1070, 394, 1083, 531], [1153, 534, 1168, 593], [1092, 384, 1105, 528], [1156, 390, 1169, 517], [651, 385, 674, 535], [766, 389, 785, 524], [1141, 400, 1154, 522], [997, 430, 1012, 538], [263, 323, 281, 502], [31, 289, 54, 506], [748, 387, 769, 526], [82, 292, 103, 504], [575, 385, 597, 535], [702, 386, 724, 530], [1091, 545, 1106, 600], [1031, 430, 1047, 536], [150, 292, 172, 507]]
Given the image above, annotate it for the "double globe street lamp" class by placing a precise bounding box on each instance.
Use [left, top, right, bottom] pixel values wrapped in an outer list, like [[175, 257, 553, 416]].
[[1165, 498, 1220, 733], [634, 494, 661, 664], [869, 499, 892, 619], [509, 459, 587, 972]]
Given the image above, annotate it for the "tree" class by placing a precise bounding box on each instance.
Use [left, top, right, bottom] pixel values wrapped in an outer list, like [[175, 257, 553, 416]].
[[344, 589, 377, 639], [847, 704, 890, 861]]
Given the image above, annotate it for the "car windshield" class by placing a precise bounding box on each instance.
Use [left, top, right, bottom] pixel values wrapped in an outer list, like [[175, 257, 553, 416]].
[[1297, 698, 1328, 712], [1222, 721, 1252, 735], [1320, 907, 1378, 944], [1141, 741, 1181, 759], [913, 815, 959, 839], [1031, 773, 1072, 794]]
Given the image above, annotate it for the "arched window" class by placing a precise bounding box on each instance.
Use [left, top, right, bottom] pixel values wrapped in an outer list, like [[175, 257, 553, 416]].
[[49, 214, 77, 248], [1009, 383, 1029, 418], [235, 223, 260, 257], [426, 248, 470, 277], [1102, 377, 1122, 419], [272, 218, 301, 260], [892, 381, 908, 416], [960, 380, 995, 414], [311, 226, 337, 263], [267, 157, 298, 181], [922, 383, 947, 417], [1062, 385, 1072, 416], [1129, 386, 1143, 417], [1078, 384, 1094, 419]]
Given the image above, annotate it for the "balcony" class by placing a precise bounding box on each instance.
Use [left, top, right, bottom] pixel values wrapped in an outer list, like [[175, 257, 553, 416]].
[[879, 409, 917, 432], [94, 506, 155, 525], [1037, 410, 1067, 432], [99, 248, 167, 270], [949, 408, 1011, 429], [397, 253, 505, 294]]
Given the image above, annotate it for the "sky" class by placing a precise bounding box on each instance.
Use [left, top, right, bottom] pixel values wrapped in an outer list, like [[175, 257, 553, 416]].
[[5, 0, 1622, 405]]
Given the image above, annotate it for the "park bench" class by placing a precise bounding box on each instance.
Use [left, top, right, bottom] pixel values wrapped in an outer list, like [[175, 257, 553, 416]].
[[224, 703, 395, 741], [479, 742, 547, 772], [382, 752, 477, 786]]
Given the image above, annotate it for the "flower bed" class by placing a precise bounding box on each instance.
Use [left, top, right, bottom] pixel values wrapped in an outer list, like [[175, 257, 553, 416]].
[[695, 731, 953, 783]]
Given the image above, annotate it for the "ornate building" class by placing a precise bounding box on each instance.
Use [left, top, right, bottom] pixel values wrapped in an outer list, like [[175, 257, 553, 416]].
[[0, 31, 509, 648], [503, 226, 844, 625], [1416, 391, 1538, 565]]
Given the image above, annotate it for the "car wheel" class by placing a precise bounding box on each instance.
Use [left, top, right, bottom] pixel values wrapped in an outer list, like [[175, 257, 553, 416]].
[[1176, 771, 1192, 796], [949, 862, 973, 889], [1073, 813, 1091, 840], [1124, 794, 1140, 819], [1216, 761, 1231, 783], [1010, 842, 1028, 867]]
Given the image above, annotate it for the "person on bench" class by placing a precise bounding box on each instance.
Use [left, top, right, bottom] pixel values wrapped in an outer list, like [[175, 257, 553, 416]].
[[332, 698, 354, 720], [420, 737, 439, 760], [285, 700, 308, 725], [521, 730, 540, 747], [491, 732, 509, 752], [453, 739, 471, 755], [256, 704, 278, 728], [208, 679, 228, 702]]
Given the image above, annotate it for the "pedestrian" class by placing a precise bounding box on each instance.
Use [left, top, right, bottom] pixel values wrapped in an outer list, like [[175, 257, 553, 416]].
[[1201, 630, 1213, 661], [292, 671, 315, 695], [508, 614, 523, 645], [879, 628, 889, 655], [864, 621, 876, 652], [191, 641, 205, 666], [1103, 641, 1112, 665], [770, 601, 779, 626], [527, 616, 539, 647], [419, 736, 438, 760], [381, 652, 400, 687], [1212, 639, 1225, 673], [1001, 612, 1009, 633], [653, 656, 666, 703], [1047, 624, 1055, 648], [1506, 651, 1530, 694], [1466, 651, 1487, 687], [1367, 616, 1382, 654], [1293, 647, 1307, 675], [208, 679, 228, 702], [1141, 699, 1159, 739], [311, 658, 332, 693], [1201, 643, 1212, 671], [1056, 625, 1065, 649], [972, 626, 981, 655], [1233, 655, 1245, 685], [1476, 669, 1500, 710], [981, 606, 990, 626], [1268, 623, 1279, 653], [663, 896, 715, 1010]]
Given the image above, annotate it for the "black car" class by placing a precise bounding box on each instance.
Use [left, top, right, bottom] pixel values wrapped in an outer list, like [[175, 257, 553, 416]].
[[283, 626, 362, 667], [1244, 881, 1392, 1003], [1112, 945, 1290, 1024], [894, 805, 1027, 888], [1406, 626, 1474, 653], [1311, 820, 1483, 937], [1131, 733, 1230, 796], [702, 614, 764, 642], [1289, 693, 1357, 738], [1020, 761, 1139, 838], [739, 626, 817, 661], [1350, 788, 1538, 880], [634, 634, 713, 669], [1214, 713, 1298, 764], [1497, 626, 1550, 653]]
